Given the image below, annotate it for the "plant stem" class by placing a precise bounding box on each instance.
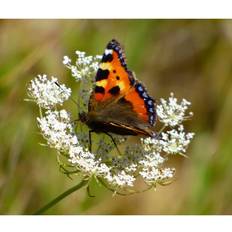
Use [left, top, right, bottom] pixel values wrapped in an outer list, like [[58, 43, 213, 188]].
[[34, 179, 88, 215]]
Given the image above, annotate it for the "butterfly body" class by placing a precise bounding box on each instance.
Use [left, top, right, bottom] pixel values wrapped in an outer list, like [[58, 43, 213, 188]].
[[80, 39, 157, 138]]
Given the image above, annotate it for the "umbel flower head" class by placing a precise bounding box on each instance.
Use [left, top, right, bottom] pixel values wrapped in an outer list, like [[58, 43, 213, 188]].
[[27, 50, 195, 195]]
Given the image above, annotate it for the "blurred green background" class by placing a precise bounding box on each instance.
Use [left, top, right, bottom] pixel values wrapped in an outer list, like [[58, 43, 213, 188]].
[[0, 19, 232, 214]]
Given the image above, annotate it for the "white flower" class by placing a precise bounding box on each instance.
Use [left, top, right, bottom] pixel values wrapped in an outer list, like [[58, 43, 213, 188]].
[[37, 110, 77, 152], [159, 125, 195, 154], [161, 168, 175, 179], [141, 137, 163, 153], [31, 87, 194, 191], [28, 47, 195, 194], [75, 51, 86, 58], [138, 149, 172, 184], [63, 51, 102, 113], [63, 51, 102, 82], [139, 163, 175, 184], [69, 146, 102, 174], [29, 74, 194, 191], [28, 74, 71, 109], [157, 92, 192, 127], [105, 170, 136, 187], [62, 56, 71, 65]]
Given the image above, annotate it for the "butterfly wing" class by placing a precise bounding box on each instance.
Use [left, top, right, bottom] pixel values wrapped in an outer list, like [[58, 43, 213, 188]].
[[88, 39, 156, 136], [92, 39, 134, 102], [89, 95, 156, 136]]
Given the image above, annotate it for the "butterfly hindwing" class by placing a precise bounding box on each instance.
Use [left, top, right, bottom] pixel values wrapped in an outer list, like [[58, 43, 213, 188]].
[[88, 94, 156, 137], [125, 82, 156, 125]]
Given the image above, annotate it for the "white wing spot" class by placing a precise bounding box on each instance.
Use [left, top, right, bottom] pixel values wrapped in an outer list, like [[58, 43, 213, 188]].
[[105, 49, 113, 55]]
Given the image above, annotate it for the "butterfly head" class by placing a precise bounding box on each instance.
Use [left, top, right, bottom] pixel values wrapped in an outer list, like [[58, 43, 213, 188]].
[[79, 111, 99, 126]]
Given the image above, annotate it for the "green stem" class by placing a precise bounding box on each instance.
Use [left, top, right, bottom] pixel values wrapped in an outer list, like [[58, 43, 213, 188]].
[[34, 179, 88, 215]]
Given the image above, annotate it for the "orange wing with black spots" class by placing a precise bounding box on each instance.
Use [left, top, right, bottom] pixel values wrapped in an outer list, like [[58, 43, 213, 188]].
[[94, 39, 135, 102], [91, 39, 156, 126]]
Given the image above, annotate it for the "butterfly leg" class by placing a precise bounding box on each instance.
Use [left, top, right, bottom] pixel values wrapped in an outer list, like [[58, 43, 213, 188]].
[[104, 132, 122, 156], [88, 130, 94, 152]]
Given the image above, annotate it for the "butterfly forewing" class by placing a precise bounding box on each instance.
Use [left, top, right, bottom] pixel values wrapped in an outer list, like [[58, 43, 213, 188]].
[[94, 42, 133, 102]]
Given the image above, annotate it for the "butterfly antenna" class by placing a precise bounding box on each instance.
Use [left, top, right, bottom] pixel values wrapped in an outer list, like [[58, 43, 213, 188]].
[[54, 81, 80, 107]]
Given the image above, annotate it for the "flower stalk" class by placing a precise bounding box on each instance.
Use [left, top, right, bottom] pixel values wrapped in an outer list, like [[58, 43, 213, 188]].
[[34, 178, 89, 215]]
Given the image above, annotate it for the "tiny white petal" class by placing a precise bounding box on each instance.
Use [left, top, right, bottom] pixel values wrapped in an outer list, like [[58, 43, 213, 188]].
[[63, 56, 71, 65]]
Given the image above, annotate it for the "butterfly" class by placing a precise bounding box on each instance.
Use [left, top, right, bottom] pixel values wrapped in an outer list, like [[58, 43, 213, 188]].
[[79, 39, 157, 151]]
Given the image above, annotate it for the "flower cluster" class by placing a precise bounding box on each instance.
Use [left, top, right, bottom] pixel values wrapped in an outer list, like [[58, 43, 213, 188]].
[[159, 125, 194, 155], [37, 110, 77, 152], [28, 74, 71, 109], [63, 51, 102, 110], [63, 51, 101, 82], [157, 92, 193, 127], [27, 50, 194, 195]]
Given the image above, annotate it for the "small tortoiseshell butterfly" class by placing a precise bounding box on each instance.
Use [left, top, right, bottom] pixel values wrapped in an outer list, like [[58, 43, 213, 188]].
[[80, 39, 156, 148]]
